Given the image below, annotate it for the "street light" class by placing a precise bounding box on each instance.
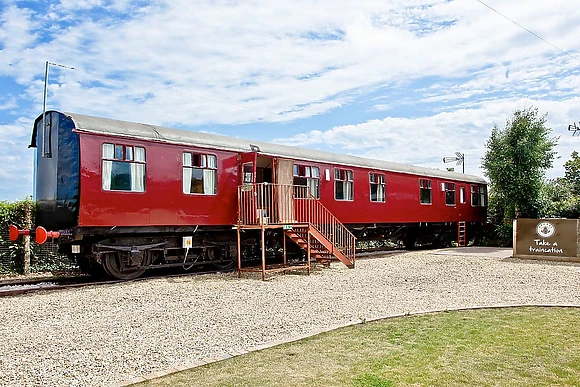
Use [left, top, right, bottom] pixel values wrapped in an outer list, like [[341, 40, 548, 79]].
[[443, 152, 465, 173], [42, 61, 74, 157]]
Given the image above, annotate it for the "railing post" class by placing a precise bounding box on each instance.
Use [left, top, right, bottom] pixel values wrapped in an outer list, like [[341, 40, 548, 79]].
[[307, 187, 311, 224]]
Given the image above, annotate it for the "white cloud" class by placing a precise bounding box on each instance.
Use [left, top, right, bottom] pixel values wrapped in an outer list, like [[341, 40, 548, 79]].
[[274, 95, 580, 179], [1, 0, 580, 200]]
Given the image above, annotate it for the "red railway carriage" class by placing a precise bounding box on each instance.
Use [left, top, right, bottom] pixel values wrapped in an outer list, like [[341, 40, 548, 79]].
[[15, 110, 487, 279]]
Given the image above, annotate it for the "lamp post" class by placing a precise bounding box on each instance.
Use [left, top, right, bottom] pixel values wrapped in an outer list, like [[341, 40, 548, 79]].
[[443, 152, 465, 173], [42, 61, 74, 157]]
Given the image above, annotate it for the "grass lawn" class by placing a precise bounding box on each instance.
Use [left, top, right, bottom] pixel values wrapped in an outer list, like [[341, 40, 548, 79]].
[[139, 307, 580, 386]]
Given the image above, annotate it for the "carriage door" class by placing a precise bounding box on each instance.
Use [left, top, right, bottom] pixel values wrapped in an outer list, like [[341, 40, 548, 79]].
[[276, 158, 294, 223], [238, 151, 257, 224]]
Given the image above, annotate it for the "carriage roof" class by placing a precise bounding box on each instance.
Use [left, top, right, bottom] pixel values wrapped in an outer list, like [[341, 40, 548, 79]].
[[59, 111, 487, 185]]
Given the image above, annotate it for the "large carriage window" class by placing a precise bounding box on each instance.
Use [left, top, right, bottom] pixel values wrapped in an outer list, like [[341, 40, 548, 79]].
[[445, 182, 456, 205], [419, 179, 432, 204], [183, 152, 217, 195], [471, 185, 487, 207], [293, 164, 320, 199], [334, 168, 353, 201], [369, 173, 385, 202], [102, 143, 146, 192]]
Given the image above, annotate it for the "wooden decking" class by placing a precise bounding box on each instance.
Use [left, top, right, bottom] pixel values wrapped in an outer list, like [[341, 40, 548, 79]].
[[236, 184, 355, 280]]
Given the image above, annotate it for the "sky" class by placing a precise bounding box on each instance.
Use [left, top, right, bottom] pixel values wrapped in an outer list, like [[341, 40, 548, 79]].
[[1, 0, 580, 201]]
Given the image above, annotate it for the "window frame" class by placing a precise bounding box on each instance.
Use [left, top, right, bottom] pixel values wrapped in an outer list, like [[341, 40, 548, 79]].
[[445, 182, 456, 206], [471, 185, 487, 207], [369, 172, 386, 203], [182, 151, 218, 195], [101, 143, 146, 193], [293, 164, 320, 199], [334, 168, 354, 201], [459, 186, 466, 204], [419, 178, 432, 205]]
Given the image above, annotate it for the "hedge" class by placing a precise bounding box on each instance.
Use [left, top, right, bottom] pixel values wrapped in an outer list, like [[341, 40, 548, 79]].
[[0, 198, 78, 275]]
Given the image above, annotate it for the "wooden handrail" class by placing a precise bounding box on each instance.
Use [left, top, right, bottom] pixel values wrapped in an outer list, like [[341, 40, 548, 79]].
[[237, 183, 355, 265]]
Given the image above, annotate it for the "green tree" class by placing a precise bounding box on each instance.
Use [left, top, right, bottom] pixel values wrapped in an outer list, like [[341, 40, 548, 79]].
[[482, 107, 558, 232], [539, 152, 580, 218], [539, 178, 579, 218], [564, 151, 580, 195]]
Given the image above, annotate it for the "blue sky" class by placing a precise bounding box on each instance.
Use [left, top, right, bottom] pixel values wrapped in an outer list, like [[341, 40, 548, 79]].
[[1, 0, 579, 201]]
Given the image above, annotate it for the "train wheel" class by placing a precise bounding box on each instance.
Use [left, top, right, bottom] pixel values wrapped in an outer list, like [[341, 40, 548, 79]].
[[102, 252, 146, 280]]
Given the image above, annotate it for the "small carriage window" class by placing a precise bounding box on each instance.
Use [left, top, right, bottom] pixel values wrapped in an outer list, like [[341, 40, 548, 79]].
[[102, 143, 146, 192], [445, 182, 456, 206], [183, 152, 217, 195], [460, 187, 466, 204], [335, 168, 353, 201], [134, 147, 145, 162], [369, 173, 385, 202], [419, 179, 432, 204], [293, 164, 320, 199], [114, 145, 123, 160], [471, 185, 487, 207], [243, 163, 253, 184]]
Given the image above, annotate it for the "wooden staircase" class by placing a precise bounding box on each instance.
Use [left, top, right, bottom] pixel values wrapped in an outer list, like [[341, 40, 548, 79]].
[[284, 225, 355, 268], [237, 184, 356, 277]]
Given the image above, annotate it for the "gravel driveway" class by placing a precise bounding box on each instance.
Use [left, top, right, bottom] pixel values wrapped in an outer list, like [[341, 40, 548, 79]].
[[1, 250, 579, 387]]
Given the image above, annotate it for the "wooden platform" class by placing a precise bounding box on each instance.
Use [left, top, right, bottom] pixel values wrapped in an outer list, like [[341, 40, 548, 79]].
[[236, 223, 312, 281]]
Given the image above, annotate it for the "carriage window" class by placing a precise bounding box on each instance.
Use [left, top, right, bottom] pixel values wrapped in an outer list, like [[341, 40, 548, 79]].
[[460, 187, 466, 204], [183, 152, 217, 195], [445, 182, 456, 205], [471, 185, 487, 207], [369, 173, 385, 202], [242, 163, 253, 184], [293, 164, 320, 199], [419, 179, 432, 204], [102, 143, 146, 192], [334, 168, 353, 201]]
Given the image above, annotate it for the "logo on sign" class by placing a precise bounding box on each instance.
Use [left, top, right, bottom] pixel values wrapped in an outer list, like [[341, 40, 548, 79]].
[[536, 221, 556, 238]]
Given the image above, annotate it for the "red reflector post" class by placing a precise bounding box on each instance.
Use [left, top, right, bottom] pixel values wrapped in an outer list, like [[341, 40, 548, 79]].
[[9, 225, 30, 241], [35, 226, 60, 245]]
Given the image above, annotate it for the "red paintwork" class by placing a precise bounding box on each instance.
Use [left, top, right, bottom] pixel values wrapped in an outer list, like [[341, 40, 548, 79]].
[[78, 133, 239, 227], [77, 132, 486, 228], [314, 164, 486, 224]]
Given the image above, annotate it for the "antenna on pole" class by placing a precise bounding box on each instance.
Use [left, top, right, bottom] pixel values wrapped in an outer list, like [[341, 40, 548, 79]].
[[569, 122, 580, 137], [41, 61, 74, 157], [443, 152, 465, 173]]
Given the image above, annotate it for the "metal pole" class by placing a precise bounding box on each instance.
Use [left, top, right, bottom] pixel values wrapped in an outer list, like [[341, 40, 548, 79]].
[[261, 226, 266, 281], [42, 61, 49, 157], [41, 61, 74, 157]]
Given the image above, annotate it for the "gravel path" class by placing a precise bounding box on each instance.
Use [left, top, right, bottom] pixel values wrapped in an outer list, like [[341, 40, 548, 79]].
[[1, 250, 580, 387]]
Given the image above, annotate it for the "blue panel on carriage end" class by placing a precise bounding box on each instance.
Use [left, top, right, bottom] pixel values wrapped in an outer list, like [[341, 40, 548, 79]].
[[55, 113, 79, 229], [34, 111, 80, 230]]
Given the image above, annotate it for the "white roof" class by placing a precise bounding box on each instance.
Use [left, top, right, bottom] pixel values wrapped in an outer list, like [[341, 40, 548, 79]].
[[62, 111, 487, 185]]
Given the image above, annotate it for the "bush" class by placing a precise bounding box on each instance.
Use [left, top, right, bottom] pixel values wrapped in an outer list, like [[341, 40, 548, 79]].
[[0, 198, 34, 273]]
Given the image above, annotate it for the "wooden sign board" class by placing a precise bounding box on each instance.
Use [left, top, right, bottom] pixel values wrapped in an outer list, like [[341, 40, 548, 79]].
[[513, 219, 580, 262]]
